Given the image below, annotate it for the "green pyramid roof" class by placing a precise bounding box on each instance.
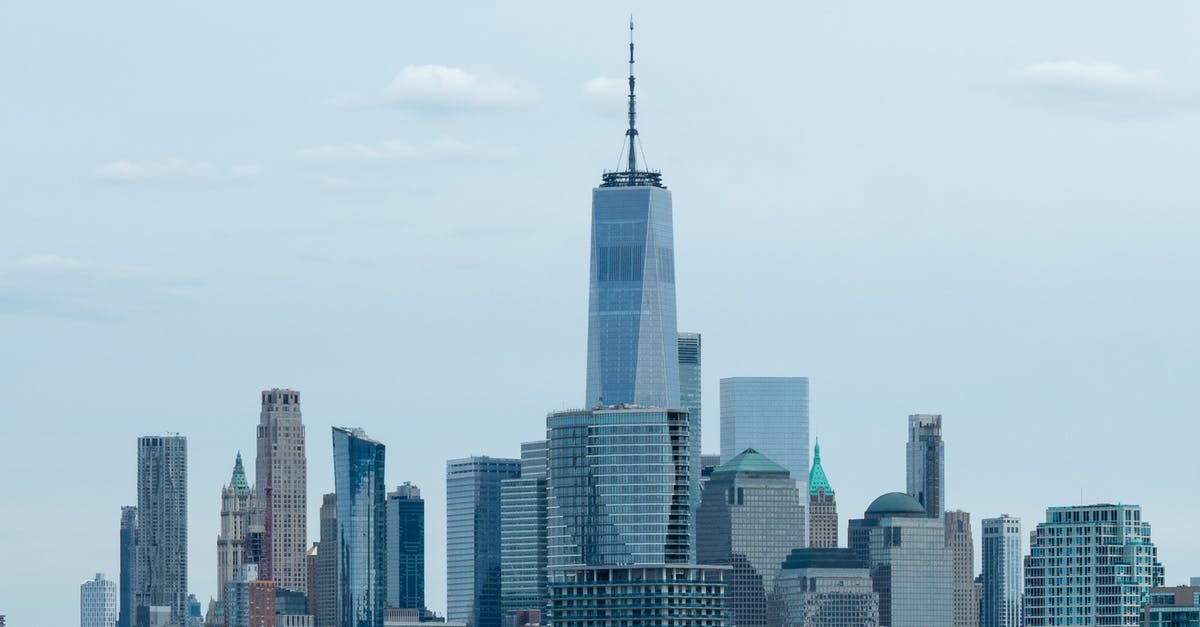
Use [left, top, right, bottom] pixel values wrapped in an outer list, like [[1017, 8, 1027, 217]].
[[230, 452, 249, 490], [809, 440, 834, 495], [712, 448, 791, 477]]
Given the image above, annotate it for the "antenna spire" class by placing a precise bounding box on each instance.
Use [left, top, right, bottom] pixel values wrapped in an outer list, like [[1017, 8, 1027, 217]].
[[626, 17, 638, 173]]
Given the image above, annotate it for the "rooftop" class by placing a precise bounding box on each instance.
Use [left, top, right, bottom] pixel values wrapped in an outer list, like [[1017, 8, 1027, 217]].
[[712, 448, 791, 477], [865, 492, 927, 517]]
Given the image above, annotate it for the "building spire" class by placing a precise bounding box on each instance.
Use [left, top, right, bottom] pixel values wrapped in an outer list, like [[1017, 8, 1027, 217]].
[[626, 17, 638, 173], [600, 19, 663, 188], [809, 439, 833, 495], [230, 451, 249, 490]]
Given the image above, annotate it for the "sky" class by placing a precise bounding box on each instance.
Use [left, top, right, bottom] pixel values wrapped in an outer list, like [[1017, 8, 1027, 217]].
[[3, 1, 1200, 624]]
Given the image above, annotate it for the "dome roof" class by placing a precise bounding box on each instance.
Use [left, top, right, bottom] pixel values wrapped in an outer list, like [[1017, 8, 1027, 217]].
[[865, 492, 927, 517], [712, 448, 791, 477]]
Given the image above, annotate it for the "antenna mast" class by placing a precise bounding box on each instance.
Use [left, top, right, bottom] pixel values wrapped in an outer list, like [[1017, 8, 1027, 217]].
[[626, 18, 638, 173]]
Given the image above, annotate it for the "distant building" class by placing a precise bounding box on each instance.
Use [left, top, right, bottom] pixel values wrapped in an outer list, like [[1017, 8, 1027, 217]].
[[807, 440, 837, 548], [1144, 586, 1200, 626], [136, 435, 188, 627], [720, 377, 810, 493], [905, 414, 944, 519], [500, 441, 549, 622], [546, 565, 727, 627], [1023, 504, 1163, 626], [771, 548, 879, 627], [226, 564, 262, 627], [219, 452, 254, 614], [697, 449, 806, 627], [316, 494, 336, 627], [333, 427, 387, 627], [945, 511, 977, 627], [82, 572, 117, 627], [386, 482, 425, 611], [185, 595, 202, 627], [118, 506, 138, 627], [700, 453, 722, 489], [255, 389, 308, 594], [981, 515, 1021, 627], [848, 492, 953, 627], [447, 456, 521, 627], [678, 331, 703, 513], [306, 543, 319, 616]]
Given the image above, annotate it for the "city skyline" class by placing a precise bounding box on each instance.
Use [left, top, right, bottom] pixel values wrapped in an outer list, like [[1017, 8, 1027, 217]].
[[5, 3, 1200, 625]]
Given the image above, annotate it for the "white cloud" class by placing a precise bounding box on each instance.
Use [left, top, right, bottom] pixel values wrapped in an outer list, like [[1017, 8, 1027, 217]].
[[383, 65, 528, 109], [583, 76, 627, 101], [94, 159, 263, 183], [295, 137, 499, 162], [1018, 61, 1161, 95]]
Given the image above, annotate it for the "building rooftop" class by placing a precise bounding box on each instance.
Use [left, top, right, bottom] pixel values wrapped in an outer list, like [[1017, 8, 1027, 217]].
[[808, 439, 833, 495], [711, 448, 791, 477], [865, 492, 927, 517]]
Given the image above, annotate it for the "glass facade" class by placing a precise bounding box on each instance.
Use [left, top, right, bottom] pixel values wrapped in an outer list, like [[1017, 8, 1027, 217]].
[[119, 506, 137, 627], [546, 565, 727, 627], [136, 435, 188, 627], [386, 482, 424, 611], [677, 332, 703, 526], [1145, 588, 1200, 627], [447, 456, 521, 627], [546, 407, 695, 571], [81, 573, 117, 627], [719, 378, 810, 493], [585, 184, 680, 410], [981, 515, 1021, 627], [905, 414, 944, 519], [501, 441, 549, 620], [332, 427, 386, 627], [771, 549, 879, 627]]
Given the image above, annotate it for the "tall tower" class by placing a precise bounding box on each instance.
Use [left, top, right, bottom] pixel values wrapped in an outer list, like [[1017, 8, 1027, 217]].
[[500, 441, 549, 621], [217, 452, 253, 613], [677, 332, 702, 517], [446, 456, 521, 627], [118, 507, 137, 627], [386, 482, 425, 611], [945, 511, 978, 627], [316, 493, 337, 627], [720, 377, 811, 493], [906, 413, 945, 519], [255, 388, 308, 593], [332, 427, 387, 627], [81, 573, 117, 627], [583, 19, 680, 411], [981, 515, 1021, 627], [135, 435, 188, 627], [807, 440, 838, 548]]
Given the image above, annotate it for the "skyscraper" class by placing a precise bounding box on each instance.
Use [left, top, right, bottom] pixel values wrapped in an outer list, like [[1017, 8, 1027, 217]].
[[219, 452, 254, 614], [332, 427, 386, 627], [446, 456, 521, 627], [82, 573, 117, 627], [118, 507, 138, 627], [1023, 504, 1163, 626], [720, 377, 810, 492], [136, 435, 188, 627], [316, 494, 337, 627], [255, 388, 308, 594], [677, 331, 703, 518], [981, 515, 1021, 627], [697, 449, 806, 627], [945, 511, 978, 627], [905, 413, 944, 519], [807, 440, 837, 548], [306, 543, 319, 617], [386, 482, 425, 611], [848, 492, 953, 627], [500, 441, 549, 622], [770, 549, 880, 627]]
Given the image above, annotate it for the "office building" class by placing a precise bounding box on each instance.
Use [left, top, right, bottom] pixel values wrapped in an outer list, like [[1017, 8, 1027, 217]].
[[678, 331, 703, 519], [255, 389, 308, 595], [82, 572, 117, 627], [500, 441, 549, 621], [945, 511, 977, 627], [316, 494, 337, 627], [219, 452, 254, 613], [905, 414, 944, 519], [848, 492, 953, 627], [770, 548, 879, 627], [185, 596, 203, 627], [306, 543, 319, 616], [333, 427, 387, 627], [981, 515, 1021, 627], [386, 482, 425, 611], [546, 565, 727, 627], [719, 377, 810, 492], [226, 564, 269, 627], [697, 449, 806, 627], [119, 506, 138, 627], [1023, 503, 1163, 626], [136, 434, 188, 627], [447, 456, 521, 627], [807, 440, 837, 548], [1144, 586, 1200, 626]]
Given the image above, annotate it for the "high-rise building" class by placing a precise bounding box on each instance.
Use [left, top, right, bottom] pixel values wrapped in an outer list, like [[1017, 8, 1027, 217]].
[[547, 407, 694, 569], [546, 565, 727, 627], [807, 440, 837, 548], [697, 449, 806, 627], [1144, 586, 1200, 626], [678, 331, 703, 520], [255, 388, 308, 594], [1023, 503, 1163, 626], [332, 427, 386, 627], [316, 494, 337, 627], [981, 515, 1021, 627], [770, 548, 880, 627], [219, 452, 255, 613], [136, 435, 188, 627], [306, 543, 319, 617], [447, 456, 521, 627], [186, 594, 202, 627], [848, 492, 953, 627], [119, 506, 138, 627], [227, 564, 275, 627], [905, 414, 944, 519], [945, 511, 978, 627], [82, 572, 117, 627], [500, 441, 548, 622], [386, 482, 425, 611], [719, 377, 810, 493]]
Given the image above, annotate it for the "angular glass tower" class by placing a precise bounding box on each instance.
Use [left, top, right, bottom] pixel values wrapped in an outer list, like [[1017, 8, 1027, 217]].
[[584, 26, 679, 411], [720, 377, 810, 492], [332, 427, 386, 627]]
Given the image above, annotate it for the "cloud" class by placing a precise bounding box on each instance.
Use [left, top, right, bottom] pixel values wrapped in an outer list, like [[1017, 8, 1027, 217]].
[[583, 76, 627, 101], [294, 137, 499, 162], [94, 159, 262, 183], [1018, 61, 1162, 99], [0, 255, 196, 320], [383, 65, 528, 109]]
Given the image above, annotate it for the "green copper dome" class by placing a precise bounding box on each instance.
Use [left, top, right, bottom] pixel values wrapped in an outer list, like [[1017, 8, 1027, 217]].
[[808, 439, 833, 495], [230, 452, 249, 490], [865, 492, 926, 517], [712, 448, 791, 477]]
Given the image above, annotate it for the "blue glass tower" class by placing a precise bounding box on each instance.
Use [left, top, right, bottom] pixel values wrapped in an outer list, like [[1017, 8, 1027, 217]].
[[386, 482, 424, 611], [332, 427, 386, 627], [584, 25, 680, 411]]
